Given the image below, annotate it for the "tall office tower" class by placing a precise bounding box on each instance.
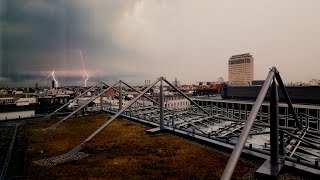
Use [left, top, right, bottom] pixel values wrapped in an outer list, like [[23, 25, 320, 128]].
[[228, 53, 254, 86]]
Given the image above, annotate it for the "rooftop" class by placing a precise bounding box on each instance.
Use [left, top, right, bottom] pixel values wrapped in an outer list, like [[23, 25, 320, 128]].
[[230, 53, 253, 59], [20, 114, 305, 179], [192, 98, 320, 110], [23, 114, 257, 179]]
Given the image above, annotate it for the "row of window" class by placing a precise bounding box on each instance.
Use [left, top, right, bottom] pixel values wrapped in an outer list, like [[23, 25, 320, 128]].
[[142, 96, 184, 102], [196, 100, 320, 116], [165, 96, 184, 101], [0, 99, 14, 104], [229, 58, 252, 65], [165, 101, 190, 108]]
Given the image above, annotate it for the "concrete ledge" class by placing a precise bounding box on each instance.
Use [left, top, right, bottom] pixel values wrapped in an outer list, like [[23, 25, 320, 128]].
[[146, 127, 163, 135], [255, 159, 284, 179]]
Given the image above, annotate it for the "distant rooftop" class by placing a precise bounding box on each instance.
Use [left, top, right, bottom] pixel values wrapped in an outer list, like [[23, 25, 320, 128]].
[[229, 53, 252, 60]]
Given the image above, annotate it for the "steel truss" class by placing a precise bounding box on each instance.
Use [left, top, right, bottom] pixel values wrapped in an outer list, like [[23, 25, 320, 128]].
[[38, 69, 320, 178]]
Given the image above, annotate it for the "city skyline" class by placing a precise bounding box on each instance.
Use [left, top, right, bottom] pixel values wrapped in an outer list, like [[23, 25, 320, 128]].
[[1, 0, 320, 87]]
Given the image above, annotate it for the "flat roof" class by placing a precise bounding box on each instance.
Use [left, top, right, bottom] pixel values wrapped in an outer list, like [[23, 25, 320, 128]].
[[230, 53, 252, 59], [192, 98, 320, 110]]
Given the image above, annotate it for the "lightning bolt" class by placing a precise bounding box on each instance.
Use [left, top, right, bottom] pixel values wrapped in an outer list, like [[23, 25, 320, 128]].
[[50, 70, 59, 88], [80, 50, 89, 87]]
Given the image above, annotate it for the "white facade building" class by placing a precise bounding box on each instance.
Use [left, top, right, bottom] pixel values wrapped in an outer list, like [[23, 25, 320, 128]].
[[165, 98, 190, 110], [0, 110, 35, 120], [151, 94, 191, 111], [16, 97, 38, 106], [0, 97, 14, 105]]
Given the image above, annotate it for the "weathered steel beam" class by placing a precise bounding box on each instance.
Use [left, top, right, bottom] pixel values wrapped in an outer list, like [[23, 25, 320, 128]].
[[220, 68, 275, 180]]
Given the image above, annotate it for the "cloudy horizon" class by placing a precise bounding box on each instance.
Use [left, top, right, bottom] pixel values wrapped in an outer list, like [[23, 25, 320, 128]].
[[1, 0, 320, 87]]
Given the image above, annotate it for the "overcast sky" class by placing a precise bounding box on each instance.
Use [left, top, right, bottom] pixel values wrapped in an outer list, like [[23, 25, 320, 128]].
[[1, 0, 320, 87]]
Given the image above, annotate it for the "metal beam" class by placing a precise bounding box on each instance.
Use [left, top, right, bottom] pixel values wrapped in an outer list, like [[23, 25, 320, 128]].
[[47, 82, 118, 129], [172, 111, 175, 126], [275, 70, 302, 130], [119, 81, 122, 111], [60, 78, 161, 157], [162, 77, 210, 115], [118, 81, 175, 113], [289, 129, 307, 157], [282, 130, 320, 150], [213, 115, 320, 136], [62, 82, 118, 121], [84, 78, 160, 143], [224, 131, 271, 138], [159, 79, 164, 130], [270, 78, 280, 165], [279, 130, 285, 156], [220, 68, 275, 180]]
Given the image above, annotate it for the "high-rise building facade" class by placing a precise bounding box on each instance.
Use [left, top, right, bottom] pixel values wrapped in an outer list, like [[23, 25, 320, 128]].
[[228, 53, 254, 86]]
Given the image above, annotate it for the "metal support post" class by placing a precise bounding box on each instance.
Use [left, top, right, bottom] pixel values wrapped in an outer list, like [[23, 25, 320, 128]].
[[160, 78, 164, 130], [130, 106, 132, 118], [100, 87, 103, 110], [279, 130, 285, 157], [275, 71, 302, 130], [220, 68, 275, 180], [306, 112, 309, 127], [299, 113, 303, 127], [270, 78, 279, 165], [119, 81, 122, 111], [172, 111, 175, 127]]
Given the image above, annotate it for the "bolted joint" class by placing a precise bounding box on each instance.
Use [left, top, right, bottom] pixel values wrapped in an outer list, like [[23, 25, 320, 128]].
[[270, 66, 279, 74]]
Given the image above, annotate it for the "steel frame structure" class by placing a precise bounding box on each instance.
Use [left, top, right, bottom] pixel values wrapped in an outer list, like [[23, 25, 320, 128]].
[[39, 69, 320, 178], [44, 82, 109, 119], [45, 82, 119, 129], [44, 77, 210, 161], [220, 67, 311, 179]]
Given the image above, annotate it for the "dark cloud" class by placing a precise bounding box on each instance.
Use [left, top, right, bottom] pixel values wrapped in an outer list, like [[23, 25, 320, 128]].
[[1, 0, 143, 86], [2, 0, 320, 87]]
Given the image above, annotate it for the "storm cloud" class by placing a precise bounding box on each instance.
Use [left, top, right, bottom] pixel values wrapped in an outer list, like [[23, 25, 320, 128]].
[[1, 0, 320, 87]]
